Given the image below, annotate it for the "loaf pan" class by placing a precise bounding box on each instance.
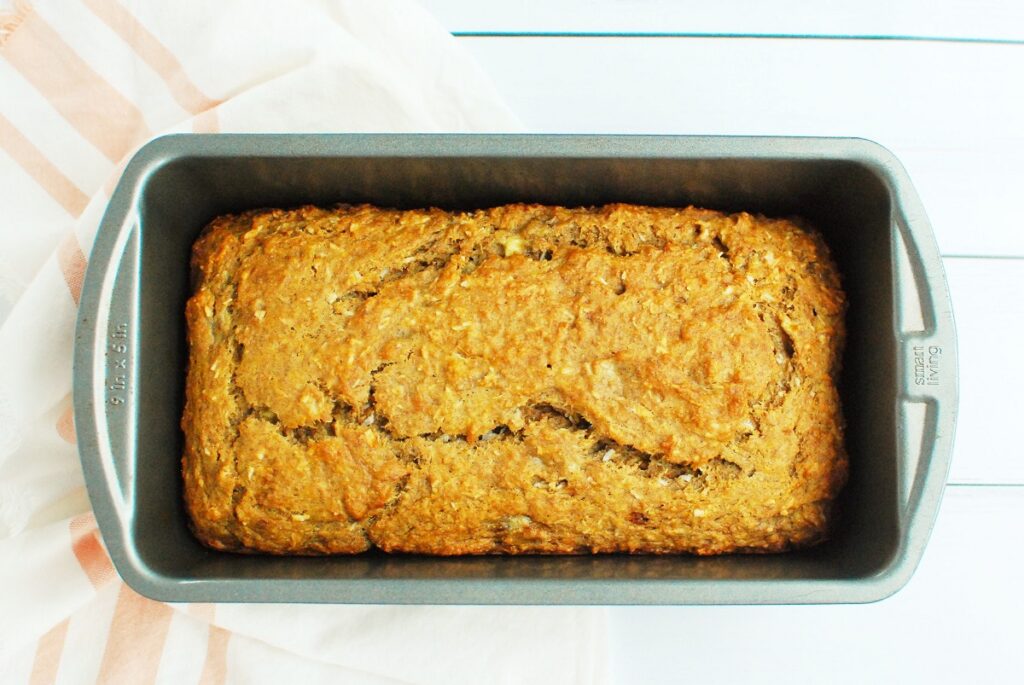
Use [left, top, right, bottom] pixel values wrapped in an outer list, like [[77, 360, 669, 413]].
[[73, 134, 957, 604]]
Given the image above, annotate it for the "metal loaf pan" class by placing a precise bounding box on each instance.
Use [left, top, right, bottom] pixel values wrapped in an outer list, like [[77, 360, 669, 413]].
[[73, 134, 957, 604]]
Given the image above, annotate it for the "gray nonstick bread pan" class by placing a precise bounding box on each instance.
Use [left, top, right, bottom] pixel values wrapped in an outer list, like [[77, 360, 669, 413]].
[[73, 134, 957, 604]]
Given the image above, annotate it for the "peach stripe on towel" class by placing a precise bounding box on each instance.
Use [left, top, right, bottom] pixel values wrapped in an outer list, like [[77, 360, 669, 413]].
[[81, 0, 219, 114], [57, 232, 88, 305], [187, 605, 231, 685], [1, 5, 150, 161], [70, 513, 116, 588], [29, 618, 69, 685], [199, 625, 231, 685], [0, 113, 90, 216], [191, 107, 220, 133], [57, 405, 77, 445], [96, 585, 175, 685]]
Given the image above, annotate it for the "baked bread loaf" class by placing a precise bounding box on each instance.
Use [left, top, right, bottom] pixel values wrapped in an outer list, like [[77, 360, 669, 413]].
[[182, 203, 846, 555]]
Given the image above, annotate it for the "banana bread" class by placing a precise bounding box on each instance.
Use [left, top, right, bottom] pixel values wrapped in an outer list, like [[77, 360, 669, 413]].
[[182, 203, 847, 555]]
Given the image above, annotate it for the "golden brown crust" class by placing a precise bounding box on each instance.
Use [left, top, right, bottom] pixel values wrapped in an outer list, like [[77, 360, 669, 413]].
[[182, 203, 847, 555]]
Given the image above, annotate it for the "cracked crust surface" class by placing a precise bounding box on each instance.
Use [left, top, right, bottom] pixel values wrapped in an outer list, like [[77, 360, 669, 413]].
[[182, 203, 847, 555]]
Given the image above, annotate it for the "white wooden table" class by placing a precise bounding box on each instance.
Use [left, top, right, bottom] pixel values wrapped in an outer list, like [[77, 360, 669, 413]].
[[423, 3, 1024, 681]]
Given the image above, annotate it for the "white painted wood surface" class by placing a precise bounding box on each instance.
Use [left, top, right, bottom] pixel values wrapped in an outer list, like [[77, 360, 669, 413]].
[[945, 258, 1024, 485], [437, 15, 1023, 681], [458, 36, 1024, 257], [421, 0, 1024, 41]]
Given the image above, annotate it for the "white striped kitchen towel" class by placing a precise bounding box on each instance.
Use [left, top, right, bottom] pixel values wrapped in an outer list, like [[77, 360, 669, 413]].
[[0, 1, 608, 683]]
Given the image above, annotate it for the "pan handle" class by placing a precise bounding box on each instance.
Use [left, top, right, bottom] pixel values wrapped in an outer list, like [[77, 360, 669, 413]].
[[893, 206, 958, 543], [74, 209, 140, 539]]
